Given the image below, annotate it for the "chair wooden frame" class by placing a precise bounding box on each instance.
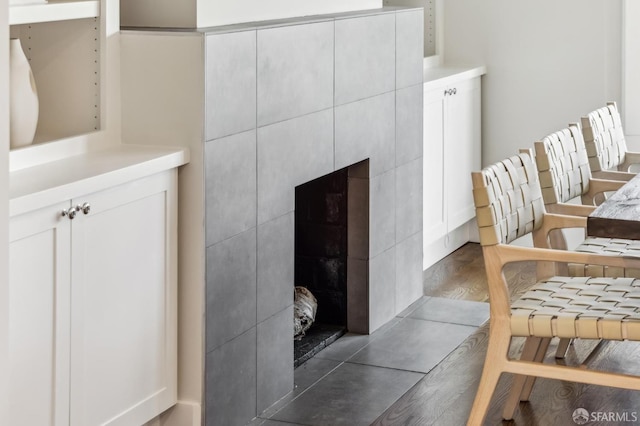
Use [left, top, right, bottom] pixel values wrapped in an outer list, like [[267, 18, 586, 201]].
[[468, 153, 640, 425]]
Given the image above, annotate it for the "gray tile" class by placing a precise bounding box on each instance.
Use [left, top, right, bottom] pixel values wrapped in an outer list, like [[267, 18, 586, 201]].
[[205, 328, 257, 426], [206, 229, 257, 351], [335, 13, 396, 106], [270, 362, 423, 426], [258, 307, 294, 414], [348, 317, 476, 373], [396, 9, 424, 89], [369, 247, 396, 332], [257, 212, 295, 322], [335, 92, 395, 177], [397, 295, 430, 318], [314, 316, 402, 362], [257, 21, 334, 126], [396, 84, 423, 166], [395, 232, 424, 313], [395, 157, 423, 242], [370, 170, 395, 258], [257, 109, 334, 224], [293, 357, 341, 392], [205, 130, 257, 247], [347, 257, 368, 334], [205, 31, 257, 141], [256, 420, 305, 426], [347, 174, 369, 261], [408, 297, 490, 327]]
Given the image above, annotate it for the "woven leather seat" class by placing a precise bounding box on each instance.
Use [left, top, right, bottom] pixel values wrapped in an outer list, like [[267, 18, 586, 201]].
[[511, 276, 640, 340], [467, 152, 640, 425]]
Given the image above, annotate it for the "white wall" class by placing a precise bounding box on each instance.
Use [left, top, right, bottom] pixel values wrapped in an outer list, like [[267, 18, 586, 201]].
[[443, 0, 622, 166], [121, 0, 382, 28], [0, 1, 9, 425]]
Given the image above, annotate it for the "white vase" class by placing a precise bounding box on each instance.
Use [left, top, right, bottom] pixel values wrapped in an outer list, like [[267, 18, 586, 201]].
[[9, 38, 39, 149]]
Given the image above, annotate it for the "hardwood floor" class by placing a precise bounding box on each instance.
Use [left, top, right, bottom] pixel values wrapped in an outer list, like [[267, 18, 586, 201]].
[[372, 243, 640, 426]]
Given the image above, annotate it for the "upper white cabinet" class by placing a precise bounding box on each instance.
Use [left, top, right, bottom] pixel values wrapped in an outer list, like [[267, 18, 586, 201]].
[[422, 67, 484, 269]]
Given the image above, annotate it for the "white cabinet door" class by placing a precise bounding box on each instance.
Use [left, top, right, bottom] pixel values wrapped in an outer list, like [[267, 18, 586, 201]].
[[70, 171, 178, 426], [445, 77, 481, 230], [423, 85, 446, 242], [9, 201, 71, 426], [423, 76, 482, 269]]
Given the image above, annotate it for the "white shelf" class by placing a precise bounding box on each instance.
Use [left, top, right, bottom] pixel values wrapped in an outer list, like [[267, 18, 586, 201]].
[[9, 0, 100, 25], [9, 144, 190, 216]]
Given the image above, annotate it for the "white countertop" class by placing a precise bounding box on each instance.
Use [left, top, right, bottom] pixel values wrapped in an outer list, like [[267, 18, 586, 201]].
[[10, 144, 190, 216], [423, 64, 487, 90]]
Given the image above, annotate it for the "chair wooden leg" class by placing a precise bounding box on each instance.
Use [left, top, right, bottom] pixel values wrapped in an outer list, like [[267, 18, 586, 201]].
[[556, 338, 572, 359], [502, 337, 542, 420], [518, 337, 551, 402], [467, 327, 511, 426]]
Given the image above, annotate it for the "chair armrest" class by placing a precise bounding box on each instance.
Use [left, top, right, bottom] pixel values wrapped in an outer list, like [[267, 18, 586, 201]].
[[541, 213, 587, 231], [545, 203, 595, 217], [497, 243, 640, 270], [621, 151, 640, 171], [589, 178, 625, 193], [592, 170, 635, 182]]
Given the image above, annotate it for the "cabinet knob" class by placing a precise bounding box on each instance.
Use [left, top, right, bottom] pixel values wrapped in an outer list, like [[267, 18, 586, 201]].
[[77, 202, 91, 215], [61, 206, 79, 220]]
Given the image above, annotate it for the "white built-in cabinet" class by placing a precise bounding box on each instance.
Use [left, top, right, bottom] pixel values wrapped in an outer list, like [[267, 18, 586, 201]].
[[6, 0, 188, 425], [9, 169, 179, 426], [422, 67, 484, 269]]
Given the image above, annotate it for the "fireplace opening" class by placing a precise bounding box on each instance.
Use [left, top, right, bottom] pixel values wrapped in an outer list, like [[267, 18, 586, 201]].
[[293, 160, 369, 368]]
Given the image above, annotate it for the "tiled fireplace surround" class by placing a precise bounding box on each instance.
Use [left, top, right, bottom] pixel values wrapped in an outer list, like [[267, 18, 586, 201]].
[[202, 8, 424, 425]]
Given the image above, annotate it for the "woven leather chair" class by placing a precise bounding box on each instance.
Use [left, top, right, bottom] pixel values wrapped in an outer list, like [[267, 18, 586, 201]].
[[468, 152, 640, 425], [582, 101, 639, 179], [533, 127, 640, 359], [534, 124, 624, 215]]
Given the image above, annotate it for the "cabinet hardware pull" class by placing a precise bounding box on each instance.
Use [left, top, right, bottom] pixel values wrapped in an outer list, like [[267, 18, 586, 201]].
[[77, 202, 91, 215], [61, 206, 79, 220]]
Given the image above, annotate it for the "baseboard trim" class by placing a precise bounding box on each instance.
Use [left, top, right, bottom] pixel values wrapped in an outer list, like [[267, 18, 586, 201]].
[[144, 401, 201, 426]]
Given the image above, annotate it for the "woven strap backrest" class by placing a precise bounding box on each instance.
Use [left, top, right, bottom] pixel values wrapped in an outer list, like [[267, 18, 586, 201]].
[[472, 152, 545, 246], [581, 102, 627, 172], [534, 125, 592, 205]]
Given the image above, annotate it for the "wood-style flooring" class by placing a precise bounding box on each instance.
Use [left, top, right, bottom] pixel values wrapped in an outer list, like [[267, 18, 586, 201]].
[[372, 243, 640, 426]]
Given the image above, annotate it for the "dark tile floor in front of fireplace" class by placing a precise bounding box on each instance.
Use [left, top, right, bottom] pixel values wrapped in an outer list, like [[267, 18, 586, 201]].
[[250, 296, 489, 426]]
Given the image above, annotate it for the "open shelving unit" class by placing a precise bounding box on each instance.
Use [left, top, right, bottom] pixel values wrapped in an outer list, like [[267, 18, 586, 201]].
[[9, 0, 100, 25]]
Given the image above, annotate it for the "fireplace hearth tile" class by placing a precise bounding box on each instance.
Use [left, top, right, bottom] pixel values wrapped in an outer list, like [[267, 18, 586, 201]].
[[257, 21, 334, 127], [408, 297, 490, 327], [269, 362, 423, 426], [334, 13, 395, 106], [347, 317, 476, 373]]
